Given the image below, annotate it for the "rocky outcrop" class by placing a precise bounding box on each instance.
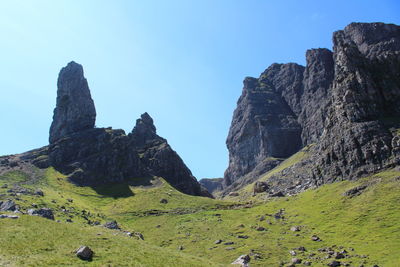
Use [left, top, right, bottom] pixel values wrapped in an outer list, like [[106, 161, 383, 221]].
[[199, 178, 223, 194], [223, 22, 400, 193], [224, 64, 304, 187], [49, 61, 96, 143], [314, 22, 400, 183], [17, 62, 210, 197]]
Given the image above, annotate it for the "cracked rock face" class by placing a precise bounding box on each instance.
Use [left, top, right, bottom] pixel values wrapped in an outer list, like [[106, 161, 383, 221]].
[[223, 22, 400, 193], [49, 61, 96, 143], [224, 64, 304, 187]]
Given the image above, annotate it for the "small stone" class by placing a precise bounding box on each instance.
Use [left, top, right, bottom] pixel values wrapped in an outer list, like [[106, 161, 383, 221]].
[[134, 232, 144, 240], [231, 254, 250, 266], [226, 247, 235, 250], [34, 189, 44, 196], [0, 200, 16, 211], [67, 198, 73, 203], [256, 226, 266, 231], [1, 184, 8, 188], [215, 239, 222, 244], [290, 226, 301, 232], [0, 214, 19, 219], [327, 260, 341, 267], [224, 242, 235, 245], [75, 246, 94, 261], [160, 198, 168, 204], [334, 252, 345, 259], [178, 245, 183, 250], [103, 220, 120, 230], [311, 235, 321, 241], [289, 250, 297, 256], [291, 258, 302, 264], [237, 235, 249, 239]]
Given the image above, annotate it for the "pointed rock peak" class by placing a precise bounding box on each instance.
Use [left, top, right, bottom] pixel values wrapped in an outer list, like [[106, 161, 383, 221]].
[[131, 112, 160, 146], [139, 112, 155, 129], [134, 112, 156, 134], [49, 61, 96, 143]]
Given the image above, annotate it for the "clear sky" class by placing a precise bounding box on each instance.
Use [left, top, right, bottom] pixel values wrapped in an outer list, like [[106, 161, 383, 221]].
[[1, 1, 399, 179]]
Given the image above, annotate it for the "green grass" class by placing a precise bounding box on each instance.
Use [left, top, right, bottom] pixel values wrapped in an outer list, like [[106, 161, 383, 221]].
[[0, 215, 220, 267], [1, 165, 400, 266]]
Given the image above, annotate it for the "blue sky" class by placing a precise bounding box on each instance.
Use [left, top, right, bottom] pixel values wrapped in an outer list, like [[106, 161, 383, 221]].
[[1, 0, 399, 179]]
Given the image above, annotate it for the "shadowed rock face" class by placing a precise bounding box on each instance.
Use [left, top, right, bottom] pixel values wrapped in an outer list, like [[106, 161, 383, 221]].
[[49, 61, 96, 144], [223, 22, 400, 193], [224, 64, 304, 187]]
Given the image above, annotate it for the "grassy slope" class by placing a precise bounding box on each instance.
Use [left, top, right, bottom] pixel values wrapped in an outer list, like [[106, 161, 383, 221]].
[[223, 146, 310, 201], [1, 166, 400, 266]]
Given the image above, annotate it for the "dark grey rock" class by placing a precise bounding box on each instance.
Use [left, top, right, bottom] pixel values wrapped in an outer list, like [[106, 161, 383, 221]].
[[253, 181, 269, 194], [231, 254, 250, 266], [34, 189, 44, 196], [160, 198, 168, 204], [76, 246, 94, 261], [343, 185, 368, 197], [327, 260, 341, 267], [291, 258, 302, 264], [49, 61, 96, 143], [103, 220, 120, 230], [27, 208, 54, 220], [0, 200, 16, 211], [0, 214, 19, 219]]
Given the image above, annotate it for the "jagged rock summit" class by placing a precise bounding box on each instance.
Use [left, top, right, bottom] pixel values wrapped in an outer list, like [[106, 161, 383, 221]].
[[49, 61, 96, 143], [5, 61, 210, 197], [223, 22, 400, 195]]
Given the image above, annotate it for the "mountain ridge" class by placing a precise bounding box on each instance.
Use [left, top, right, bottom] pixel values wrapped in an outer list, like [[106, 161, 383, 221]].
[[222, 22, 400, 197]]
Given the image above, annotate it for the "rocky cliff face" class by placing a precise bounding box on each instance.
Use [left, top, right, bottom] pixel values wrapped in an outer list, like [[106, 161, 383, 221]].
[[224, 22, 400, 193], [49, 62, 96, 144], [21, 62, 210, 197]]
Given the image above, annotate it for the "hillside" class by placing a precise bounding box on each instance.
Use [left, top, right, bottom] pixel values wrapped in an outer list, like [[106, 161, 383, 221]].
[[1, 164, 400, 266]]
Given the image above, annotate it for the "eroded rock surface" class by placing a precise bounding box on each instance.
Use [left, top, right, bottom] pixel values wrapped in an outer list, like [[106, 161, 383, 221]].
[[223, 22, 400, 194], [49, 61, 96, 143]]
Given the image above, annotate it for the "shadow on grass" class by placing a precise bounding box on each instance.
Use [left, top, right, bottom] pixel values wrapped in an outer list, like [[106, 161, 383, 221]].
[[90, 176, 155, 199]]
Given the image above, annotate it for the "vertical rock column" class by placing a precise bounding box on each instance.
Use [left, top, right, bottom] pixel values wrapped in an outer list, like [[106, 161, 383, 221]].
[[49, 61, 96, 143]]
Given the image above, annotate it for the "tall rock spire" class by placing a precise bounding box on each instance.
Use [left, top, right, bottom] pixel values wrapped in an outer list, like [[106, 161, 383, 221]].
[[49, 61, 96, 143]]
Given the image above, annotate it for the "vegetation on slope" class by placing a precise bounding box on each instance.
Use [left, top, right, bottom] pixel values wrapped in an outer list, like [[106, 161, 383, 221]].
[[1, 165, 400, 266]]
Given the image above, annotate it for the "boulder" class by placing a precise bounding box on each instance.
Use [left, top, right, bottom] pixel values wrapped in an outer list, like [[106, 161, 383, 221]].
[[75, 246, 94, 261], [0, 214, 19, 219], [253, 181, 269, 194], [231, 254, 250, 266], [27, 208, 54, 220], [290, 226, 301, 232], [311, 235, 321, 241], [291, 258, 302, 264], [327, 260, 341, 267], [103, 220, 120, 230], [0, 200, 16, 211]]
